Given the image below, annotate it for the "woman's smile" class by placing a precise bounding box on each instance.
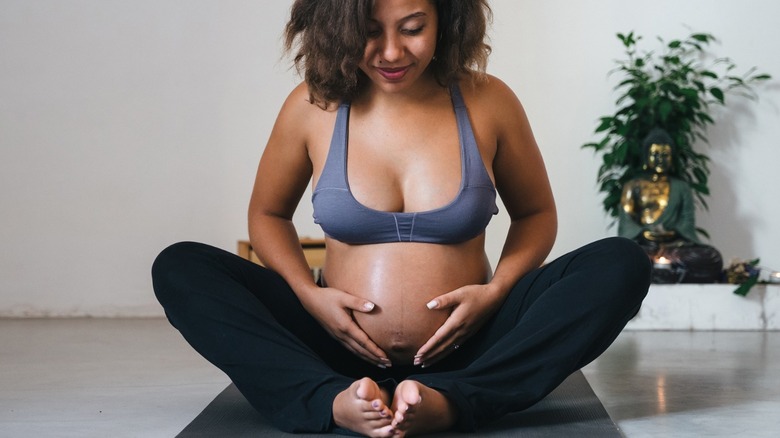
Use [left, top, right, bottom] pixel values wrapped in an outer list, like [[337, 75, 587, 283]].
[[375, 65, 412, 81]]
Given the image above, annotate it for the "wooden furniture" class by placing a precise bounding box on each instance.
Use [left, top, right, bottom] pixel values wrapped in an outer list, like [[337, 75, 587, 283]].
[[237, 238, 326, 272]]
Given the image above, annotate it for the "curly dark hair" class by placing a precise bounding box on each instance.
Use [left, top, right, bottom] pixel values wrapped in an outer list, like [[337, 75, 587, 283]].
[[284, 0, 492, 106]]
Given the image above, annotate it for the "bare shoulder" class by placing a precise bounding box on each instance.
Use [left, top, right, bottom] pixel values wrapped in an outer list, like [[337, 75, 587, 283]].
[[458, 75, 532, 148], [459, 75, 527, 130], [267, 82, 339, 155], [278, 83, 335, 128], [460, 74, 521, 110]]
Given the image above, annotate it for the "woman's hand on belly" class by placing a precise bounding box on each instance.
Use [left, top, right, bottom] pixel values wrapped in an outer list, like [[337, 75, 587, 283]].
[[323, 238, 492, 365], [298, 285, 392, 368], [350, 294, 450, 365], [413, 282, 505, 367]]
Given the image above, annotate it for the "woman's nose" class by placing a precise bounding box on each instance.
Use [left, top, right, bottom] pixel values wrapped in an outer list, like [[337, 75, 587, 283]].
[[380, 35, 403, 62]]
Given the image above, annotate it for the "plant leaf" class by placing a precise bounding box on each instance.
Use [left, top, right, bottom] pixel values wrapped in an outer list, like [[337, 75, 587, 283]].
[[710, 87, 725, 104], [733, 275, 759, 297], [595, 117, 614, 133], [691, 33, 715, 44]]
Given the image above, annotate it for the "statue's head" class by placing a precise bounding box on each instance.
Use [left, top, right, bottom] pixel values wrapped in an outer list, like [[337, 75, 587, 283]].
[[642, 128, 674, 174]]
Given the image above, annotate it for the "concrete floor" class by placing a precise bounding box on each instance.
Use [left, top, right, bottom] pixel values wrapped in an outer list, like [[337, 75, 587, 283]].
[[581, 331, 780, 437], [1, 319, 778, 437]]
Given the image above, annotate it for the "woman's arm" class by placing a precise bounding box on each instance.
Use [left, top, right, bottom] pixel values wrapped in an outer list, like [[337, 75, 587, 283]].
[[248, 84, 390, 366], [487, 77, 557, 296], [415, 77, 557, 366], [248, 84, 317, 293]]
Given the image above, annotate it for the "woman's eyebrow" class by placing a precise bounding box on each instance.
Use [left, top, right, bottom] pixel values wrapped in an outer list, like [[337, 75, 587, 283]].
[[369, 11, 428, 26], [401, 11, 427, 21]]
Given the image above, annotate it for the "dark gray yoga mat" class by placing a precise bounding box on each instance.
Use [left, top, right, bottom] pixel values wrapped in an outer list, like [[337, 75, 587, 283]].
[[177, 370, 622, 437]]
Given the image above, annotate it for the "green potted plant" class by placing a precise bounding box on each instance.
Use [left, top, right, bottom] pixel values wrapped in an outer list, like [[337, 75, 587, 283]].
[[583, 31, 771, 232]]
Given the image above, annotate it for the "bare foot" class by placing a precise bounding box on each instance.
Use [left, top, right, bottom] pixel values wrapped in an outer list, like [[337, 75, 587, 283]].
[[390, 380, 456, 437], [333, 377, 395, 437]]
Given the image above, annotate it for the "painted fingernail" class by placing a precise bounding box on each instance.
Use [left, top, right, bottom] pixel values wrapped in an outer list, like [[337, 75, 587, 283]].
[[413, 357, 422, 366], [426, 300, 438, 309], [372, 400, 380, 409], [377, 364, 387, 369], [364, 302, 375, 311]]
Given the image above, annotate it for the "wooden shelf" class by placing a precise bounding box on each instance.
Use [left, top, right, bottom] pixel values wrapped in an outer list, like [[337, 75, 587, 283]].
[[237, 238, 326, 270]]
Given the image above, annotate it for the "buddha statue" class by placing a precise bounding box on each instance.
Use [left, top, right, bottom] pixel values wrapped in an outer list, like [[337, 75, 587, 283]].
[[618, 128, 723, 283]]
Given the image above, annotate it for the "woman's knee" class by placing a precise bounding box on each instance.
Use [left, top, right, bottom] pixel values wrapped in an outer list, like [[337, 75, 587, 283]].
[[596, 237, 652, 301], [603, 236, 651, 274], [151, 241, 215, 305], [152, 241, 209, 277]]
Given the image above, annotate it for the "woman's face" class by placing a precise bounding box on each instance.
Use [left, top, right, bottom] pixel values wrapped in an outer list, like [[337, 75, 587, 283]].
[[359, 0, 438, 93]]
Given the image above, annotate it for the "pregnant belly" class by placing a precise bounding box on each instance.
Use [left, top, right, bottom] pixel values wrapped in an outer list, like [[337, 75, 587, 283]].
[[353, 291, 450, 365], [323, 240, 490, 365]]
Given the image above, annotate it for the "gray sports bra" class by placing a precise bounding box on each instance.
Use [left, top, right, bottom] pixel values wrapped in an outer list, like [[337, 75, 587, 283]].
[[312, 84, 498, 244]]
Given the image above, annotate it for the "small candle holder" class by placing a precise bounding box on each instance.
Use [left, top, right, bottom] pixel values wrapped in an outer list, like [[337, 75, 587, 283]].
[[769, 271, 780, 284], [651, 255, 686, 284], [654, 256, 672, 270]]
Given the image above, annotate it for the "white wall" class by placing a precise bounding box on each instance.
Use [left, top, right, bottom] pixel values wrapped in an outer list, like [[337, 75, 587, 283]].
[[1, 0, 778, 317]]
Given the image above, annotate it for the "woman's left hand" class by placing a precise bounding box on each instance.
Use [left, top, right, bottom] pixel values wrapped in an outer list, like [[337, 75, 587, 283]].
[[414, 283, 505, 367]]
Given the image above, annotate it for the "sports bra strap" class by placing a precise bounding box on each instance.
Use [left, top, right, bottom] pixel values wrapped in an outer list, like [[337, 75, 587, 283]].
[[450, 82, 467, 109]]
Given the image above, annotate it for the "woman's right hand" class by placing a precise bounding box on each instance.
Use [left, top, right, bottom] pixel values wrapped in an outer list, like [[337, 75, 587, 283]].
[[301, 286, 392, 368]]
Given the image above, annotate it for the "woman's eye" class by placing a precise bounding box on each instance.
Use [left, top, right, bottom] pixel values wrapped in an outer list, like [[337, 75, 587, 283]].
[[402, 26, 424, 35]]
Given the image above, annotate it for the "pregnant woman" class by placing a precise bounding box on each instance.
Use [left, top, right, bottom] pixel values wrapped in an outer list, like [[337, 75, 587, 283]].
[[152, 0, 651, 436]]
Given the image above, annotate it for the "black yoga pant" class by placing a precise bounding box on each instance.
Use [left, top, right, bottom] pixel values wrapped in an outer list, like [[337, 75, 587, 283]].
[[152, 237, 650, 433]]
